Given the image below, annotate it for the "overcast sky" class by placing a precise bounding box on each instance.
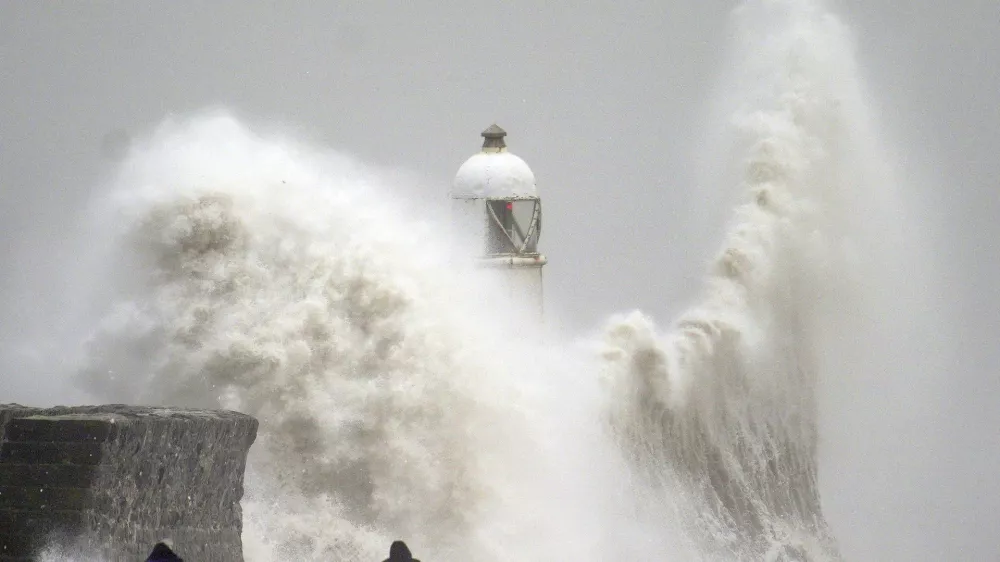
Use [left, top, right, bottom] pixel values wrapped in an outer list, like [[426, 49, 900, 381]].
[[1, 1, 998, 561]]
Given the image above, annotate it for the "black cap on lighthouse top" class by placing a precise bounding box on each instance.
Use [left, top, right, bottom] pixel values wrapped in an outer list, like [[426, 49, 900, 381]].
[[481, 124, 507, 150]]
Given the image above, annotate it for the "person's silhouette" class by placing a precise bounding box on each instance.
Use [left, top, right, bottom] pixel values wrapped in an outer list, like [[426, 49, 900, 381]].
[[145, 541, 183, 562], [382, 540, 421, 562]]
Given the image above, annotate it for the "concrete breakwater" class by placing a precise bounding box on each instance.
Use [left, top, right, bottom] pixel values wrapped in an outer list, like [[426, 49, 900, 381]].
[[0, 404, 257, 561]]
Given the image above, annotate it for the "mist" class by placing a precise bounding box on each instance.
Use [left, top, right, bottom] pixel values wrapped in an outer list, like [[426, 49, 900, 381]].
[[2, 1, 999, 560]]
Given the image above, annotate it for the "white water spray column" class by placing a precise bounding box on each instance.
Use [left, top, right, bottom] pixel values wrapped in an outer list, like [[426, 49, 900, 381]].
[[451, 124, 547, 319]]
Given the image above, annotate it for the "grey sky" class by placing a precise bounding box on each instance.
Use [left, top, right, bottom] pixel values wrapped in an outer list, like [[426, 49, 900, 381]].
[[1, 1, 998, 561]]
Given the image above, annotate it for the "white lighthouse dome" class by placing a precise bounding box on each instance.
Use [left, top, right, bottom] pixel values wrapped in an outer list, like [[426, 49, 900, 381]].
[[451, 124, 537, 199]]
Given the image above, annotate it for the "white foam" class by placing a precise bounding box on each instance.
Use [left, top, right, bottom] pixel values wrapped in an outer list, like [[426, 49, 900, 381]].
[[63, 1, 938, 560]]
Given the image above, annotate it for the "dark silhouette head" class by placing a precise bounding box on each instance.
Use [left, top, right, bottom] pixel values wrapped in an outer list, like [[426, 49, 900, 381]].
[[146, 541, 183, 562], [385, 540, 420, 562]]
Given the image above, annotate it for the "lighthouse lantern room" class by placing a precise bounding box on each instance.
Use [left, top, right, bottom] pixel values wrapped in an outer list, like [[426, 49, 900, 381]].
[[451, 124, 547, 316]]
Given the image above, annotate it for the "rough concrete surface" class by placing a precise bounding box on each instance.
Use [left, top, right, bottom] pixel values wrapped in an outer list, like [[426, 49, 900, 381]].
[[0, 405, 258, 562]]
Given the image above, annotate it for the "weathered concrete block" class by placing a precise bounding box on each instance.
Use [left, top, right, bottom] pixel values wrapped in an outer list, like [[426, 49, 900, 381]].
[[0, 405, 258, 562]]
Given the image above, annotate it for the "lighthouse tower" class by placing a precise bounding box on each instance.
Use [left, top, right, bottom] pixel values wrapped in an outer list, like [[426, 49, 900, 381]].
[[451, 124, 547, 318]]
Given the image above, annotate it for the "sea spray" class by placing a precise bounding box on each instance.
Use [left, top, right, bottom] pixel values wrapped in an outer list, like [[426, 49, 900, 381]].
[[79, 114, 490, 559], [599, 1, 879, 560], [75, 114, 632, 561], [65, 1, 921, 560]]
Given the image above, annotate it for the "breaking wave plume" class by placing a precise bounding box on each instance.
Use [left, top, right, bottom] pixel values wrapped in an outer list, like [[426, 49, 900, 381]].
[[600, 1, 908, 560], [66, 0, 915, 560], [75, 114, 622, 561]]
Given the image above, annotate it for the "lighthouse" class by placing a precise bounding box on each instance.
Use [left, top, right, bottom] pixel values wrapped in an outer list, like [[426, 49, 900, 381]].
[[451, 124, 547, 318]]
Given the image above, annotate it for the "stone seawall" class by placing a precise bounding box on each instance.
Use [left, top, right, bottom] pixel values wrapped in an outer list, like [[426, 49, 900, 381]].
[[0, 405, 257, 562]]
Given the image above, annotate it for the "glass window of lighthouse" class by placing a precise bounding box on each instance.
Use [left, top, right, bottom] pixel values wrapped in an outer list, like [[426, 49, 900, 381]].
[[486, 199, 540, 255]]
